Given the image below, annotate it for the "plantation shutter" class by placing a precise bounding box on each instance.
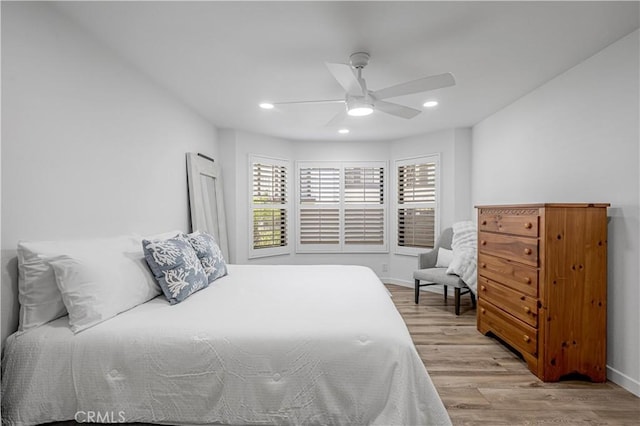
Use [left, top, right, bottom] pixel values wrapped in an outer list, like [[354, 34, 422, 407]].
[[344, 167, 384, 245], [253, 207, 287, 249], [299, 208, 340, 244], [253, 163, 287, 205], [299, 167, 340, 246], [250, 158, 290, 257], [299, 167, 340, 204], [397, 161, 437, 248], [296, 162, 387, 253]]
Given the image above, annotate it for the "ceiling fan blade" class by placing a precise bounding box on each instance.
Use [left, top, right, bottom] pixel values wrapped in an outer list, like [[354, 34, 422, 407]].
[[326, 63, 364, 96], [373, 72, 456, 100], [374, 100, 421, 119], [273, 99, 344, 106], [325, 108, 348, 127]]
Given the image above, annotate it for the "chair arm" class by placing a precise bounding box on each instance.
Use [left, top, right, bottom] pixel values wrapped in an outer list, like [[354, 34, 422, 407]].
[[418, 249, 438, 269]]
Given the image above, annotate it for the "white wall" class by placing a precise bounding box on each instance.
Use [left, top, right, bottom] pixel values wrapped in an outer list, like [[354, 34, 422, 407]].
[[219, 130, 391, 273], [291, 139, 392, 275], [1, 2, 219, 343], [388, 129, 473, 285], [453, 128, 473, 222], [218, 129, 295, 264], [471, 30, 640, 395], [220, 128, 473, 282]]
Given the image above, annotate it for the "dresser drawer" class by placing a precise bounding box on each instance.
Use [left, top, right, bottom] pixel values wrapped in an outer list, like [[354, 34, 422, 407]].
[[478, 277, 538, 327], [478, 299, 538, 358], [478, 253, 538, 297], [478, 231, 538, 267], [478, 210, 539, 238]]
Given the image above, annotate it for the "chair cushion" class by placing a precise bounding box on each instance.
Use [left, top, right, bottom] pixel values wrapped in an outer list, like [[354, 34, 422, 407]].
[[413, 268, 468, 288], [436, 248, 454, 267]]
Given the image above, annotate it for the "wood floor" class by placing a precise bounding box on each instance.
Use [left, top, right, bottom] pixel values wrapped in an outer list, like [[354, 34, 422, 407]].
[[388, 284, 640, 425]]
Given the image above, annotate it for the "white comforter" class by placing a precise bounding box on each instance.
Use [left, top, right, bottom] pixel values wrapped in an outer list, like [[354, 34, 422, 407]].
[[448, 221, 478, 295], [2, 264, 450, 426]]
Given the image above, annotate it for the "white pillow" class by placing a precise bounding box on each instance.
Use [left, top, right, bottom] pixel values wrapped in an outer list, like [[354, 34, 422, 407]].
[[17, 236, 133, 332], [16, 241, 67, 332], [47, 236, 160, 333], [16, 235, 159, 333], [435, 248, 454, 268]]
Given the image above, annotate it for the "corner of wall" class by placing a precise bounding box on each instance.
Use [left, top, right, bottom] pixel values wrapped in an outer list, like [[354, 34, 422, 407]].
[[217, 130, 238, 263], [453, 128, 473, 222]]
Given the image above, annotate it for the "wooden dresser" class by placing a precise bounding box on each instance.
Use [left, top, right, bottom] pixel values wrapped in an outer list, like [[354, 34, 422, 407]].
[[475, 203, 609, 382]]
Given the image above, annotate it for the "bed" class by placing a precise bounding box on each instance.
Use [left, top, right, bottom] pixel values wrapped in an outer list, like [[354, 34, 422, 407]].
[[3, 155, 450, 425], [1, 263, 451, 425]]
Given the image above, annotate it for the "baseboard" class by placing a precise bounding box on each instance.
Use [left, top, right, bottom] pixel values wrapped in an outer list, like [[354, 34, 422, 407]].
[[380, 277, 412, 287], [380, 277, 444, 294], [607, 365, 640, 397]]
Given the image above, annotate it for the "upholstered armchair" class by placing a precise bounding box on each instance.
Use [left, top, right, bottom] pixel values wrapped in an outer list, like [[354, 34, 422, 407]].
[[413, 227, 476, 315]]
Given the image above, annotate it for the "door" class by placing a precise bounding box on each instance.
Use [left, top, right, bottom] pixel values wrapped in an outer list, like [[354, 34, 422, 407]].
[[186, 153, 229, 261]]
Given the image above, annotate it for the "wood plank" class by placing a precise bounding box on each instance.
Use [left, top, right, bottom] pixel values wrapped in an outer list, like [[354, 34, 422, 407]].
[[448, 409, 603, 425]]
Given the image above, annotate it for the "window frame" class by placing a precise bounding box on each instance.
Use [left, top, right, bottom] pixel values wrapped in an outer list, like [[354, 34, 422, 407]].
[[248, 154, 292, 259], [393, 154, 441, 256], [295, 160, 388, 254]]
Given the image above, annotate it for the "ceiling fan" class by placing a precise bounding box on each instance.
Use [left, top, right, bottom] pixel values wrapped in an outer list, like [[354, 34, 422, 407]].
[[263, 52, 456, 126]]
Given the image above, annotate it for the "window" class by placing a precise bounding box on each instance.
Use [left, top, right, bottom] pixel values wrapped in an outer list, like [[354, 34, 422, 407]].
[[250, 156, 290, 258], [296, 161, 387, 253], [395, 155, 439, 254]]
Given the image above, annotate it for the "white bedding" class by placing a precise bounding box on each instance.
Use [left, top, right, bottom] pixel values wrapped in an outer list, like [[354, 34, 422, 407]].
[[448, 221, 478, 295], [2, 264, 451, 426]]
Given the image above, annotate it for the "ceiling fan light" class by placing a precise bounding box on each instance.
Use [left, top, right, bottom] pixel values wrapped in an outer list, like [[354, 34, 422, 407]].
[[423, 100, 439, 108], [346, 97, 374, 116], [347, 96, 373, 117], [259, 102, 274, 109], [347, 106, 373, 117]]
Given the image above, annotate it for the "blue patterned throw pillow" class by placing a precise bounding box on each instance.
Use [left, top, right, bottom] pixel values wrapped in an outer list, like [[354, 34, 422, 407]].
[[142, 234, 208, 304], [186, 230, 228, 283]]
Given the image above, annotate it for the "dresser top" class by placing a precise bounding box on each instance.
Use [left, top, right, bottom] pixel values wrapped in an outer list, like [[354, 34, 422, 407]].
[[475, 203, 610, 208]]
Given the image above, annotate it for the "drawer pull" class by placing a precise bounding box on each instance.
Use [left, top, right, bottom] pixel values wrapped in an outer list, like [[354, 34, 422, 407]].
[[481, 308, 486, 314], [525, 277, 532, 284], [523, 335, 531, 343], [524, 222, 533, 229], [481, 220, 487, 225], [481, 240, 487, 246], [480, 285, 487, 292], [524, 248, 532, 255], [524, 306, 531, 313], [481, 263, 486, 268]]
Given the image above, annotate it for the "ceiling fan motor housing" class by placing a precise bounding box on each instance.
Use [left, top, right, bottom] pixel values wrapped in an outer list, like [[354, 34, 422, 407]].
[[349, 52, 370, 69]]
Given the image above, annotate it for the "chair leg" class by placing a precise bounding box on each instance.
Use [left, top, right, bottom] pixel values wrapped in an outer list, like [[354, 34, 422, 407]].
[[443, 285, 448, 303], [470, 291, 477, 308], [414, 279, 420, 304], [455, 287, 461, 315]]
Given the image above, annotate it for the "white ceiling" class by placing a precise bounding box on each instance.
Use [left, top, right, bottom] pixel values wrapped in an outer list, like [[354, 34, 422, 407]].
[[55, 1, 639, 142]]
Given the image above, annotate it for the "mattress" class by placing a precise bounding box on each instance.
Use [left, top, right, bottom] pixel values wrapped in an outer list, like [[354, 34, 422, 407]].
[[2, 264, 451, 425]]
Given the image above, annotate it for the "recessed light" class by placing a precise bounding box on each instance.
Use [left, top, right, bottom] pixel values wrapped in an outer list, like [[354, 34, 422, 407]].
[[259, 102, 274, 110], [423, 100, 439, 108], [338, 129, 350, 134]]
